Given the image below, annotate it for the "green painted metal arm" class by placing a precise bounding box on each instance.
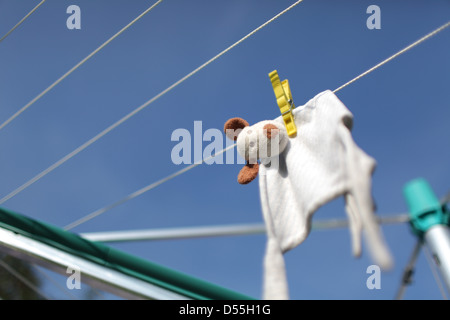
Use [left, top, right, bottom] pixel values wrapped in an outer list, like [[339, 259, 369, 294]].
[[0, 207, 255, 300]]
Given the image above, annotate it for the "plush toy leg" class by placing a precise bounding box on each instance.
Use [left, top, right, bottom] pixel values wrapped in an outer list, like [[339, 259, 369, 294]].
[[238, 162, 259, 185]]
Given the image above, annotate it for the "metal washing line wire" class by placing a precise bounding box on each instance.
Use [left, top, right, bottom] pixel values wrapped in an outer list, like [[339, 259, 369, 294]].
[[65, 20, 450, 231], [0, 0, 163, 132], [0, 0, 48, 44], [80, 214, 411, 242], [0, 0, 306, 206]]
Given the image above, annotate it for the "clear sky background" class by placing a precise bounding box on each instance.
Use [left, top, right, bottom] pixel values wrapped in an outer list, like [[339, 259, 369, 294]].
[[0, 0, 449, 300]]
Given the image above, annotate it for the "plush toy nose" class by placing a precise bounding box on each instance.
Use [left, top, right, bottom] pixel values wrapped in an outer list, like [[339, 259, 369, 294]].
[[263, 123, 279, 139]]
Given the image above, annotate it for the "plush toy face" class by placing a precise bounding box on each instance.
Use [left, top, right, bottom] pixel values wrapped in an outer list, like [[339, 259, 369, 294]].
[[224, 117, 289, 184]]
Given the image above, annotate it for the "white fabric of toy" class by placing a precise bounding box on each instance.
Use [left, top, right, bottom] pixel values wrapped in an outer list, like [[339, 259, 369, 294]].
[[258, 90, 393, 299]]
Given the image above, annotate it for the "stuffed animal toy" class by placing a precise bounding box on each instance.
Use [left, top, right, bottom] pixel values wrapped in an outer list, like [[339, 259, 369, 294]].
[[223, 117, 289, 184], [224, 90, 393, 300]]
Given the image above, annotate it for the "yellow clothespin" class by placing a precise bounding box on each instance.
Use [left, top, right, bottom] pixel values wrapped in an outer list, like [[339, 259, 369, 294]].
[[269, 70, 297, 138]]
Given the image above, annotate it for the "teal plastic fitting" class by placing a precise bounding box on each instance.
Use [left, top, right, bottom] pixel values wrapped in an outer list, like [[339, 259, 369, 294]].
[[403, 178, 449, 237]]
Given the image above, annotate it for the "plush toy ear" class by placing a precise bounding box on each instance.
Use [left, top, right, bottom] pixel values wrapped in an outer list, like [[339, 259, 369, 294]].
[[237, 162, 259, 184], [224, 117, 249, 141], [263, 123, 280, 139]]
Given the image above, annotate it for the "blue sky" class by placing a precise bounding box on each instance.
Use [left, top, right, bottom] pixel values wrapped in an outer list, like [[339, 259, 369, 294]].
[[0, 0, 449, 300]]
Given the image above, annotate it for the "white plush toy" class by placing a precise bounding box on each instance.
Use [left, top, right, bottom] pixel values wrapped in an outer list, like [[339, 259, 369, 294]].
[[223, 117, 289, 184], [224, 90, 393, 300]]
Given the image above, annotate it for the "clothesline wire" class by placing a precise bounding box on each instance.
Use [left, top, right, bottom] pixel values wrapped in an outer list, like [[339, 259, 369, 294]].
[[64, 21, 450, 231], [0, 258, 51, 300], [64, 144, 236, 230], [0, 0, 163, 132], [28, 137, 413, 236], [0, 0, 305, 205], [0, 0, 47, 44], [80, 214, 410, 243], [333, 20, 450, 93]]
